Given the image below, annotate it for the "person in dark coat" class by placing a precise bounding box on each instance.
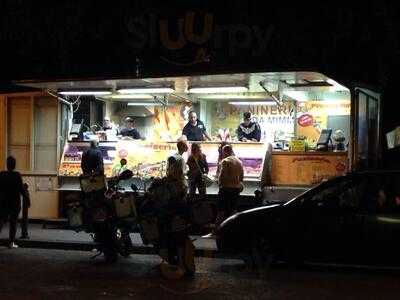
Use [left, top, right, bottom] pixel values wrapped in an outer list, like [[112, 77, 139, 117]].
[[187, 143, 209, 200], [237, 112, 262, 142], [0, 156, 25, 248], [80, 139, 106, 226], [81, 140, 104, 175]]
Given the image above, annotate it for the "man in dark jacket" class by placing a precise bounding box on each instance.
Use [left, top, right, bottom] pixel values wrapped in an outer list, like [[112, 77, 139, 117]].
[[81, 140, 104, 175], [120, 117, 142, 139], [0, 156, 25, 248], [237, 112, 262, 142], [80, 140, 105, 225]]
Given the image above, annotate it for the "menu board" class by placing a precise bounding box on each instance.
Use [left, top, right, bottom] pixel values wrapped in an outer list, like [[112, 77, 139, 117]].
[[59, 140, 268, 179]]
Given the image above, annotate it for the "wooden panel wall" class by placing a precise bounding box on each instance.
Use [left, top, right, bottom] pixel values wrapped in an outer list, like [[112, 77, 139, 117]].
[[0, 96, 6, 169], [0, 92, 60, 219], [34, 96, 58, 172], [23, 176, 59, 219], [7, 96, 33, 171]]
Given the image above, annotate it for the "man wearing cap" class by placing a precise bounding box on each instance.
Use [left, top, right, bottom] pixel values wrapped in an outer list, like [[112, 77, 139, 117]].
[[182, 111, 211, 141], [120, 117, 142, 139], [236, 112, 261, 142]]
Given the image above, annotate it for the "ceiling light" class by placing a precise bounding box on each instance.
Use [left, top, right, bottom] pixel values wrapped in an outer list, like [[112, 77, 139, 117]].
[[188, 86, 248, 93], [228, 101, 276, 106], [282, 79, 332, 88], [58, 90, 112, 96], [326, 79, 349, 92], [306, 79, 326, 83], [117, 87, 174, 94], [110, 94, 154, 99], [127, 102, 163, 106], [198, 94, 270, 99]]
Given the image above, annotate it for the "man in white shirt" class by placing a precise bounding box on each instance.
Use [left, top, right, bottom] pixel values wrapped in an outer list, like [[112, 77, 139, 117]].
[[170, 140, 188, 175], [167, 140, 188, 182]]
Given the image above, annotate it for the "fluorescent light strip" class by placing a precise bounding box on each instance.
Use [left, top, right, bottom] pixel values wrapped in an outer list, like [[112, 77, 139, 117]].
[[229, 101, 277, 106], [189, 86, 248, 93], [127, 102, 163, 106], [198, 94, 270, 99], [111, 94, 154, 99], [59, 90, 112, 96], [117, 88, 174, 94], [326, 79, 349, 92]]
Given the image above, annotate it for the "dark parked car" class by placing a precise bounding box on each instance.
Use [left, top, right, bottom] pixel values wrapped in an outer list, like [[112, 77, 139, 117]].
[[216, 171, 400, 268]]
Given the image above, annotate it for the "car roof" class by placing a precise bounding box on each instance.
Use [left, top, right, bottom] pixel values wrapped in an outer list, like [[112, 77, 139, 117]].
[[284, 170, 400, 206]]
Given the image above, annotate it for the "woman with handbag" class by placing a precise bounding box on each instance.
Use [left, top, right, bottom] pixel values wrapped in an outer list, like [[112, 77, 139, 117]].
[[187, 143, 209, 201]]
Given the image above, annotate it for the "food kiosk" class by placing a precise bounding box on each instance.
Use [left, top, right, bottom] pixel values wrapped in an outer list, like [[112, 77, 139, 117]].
[[13, 71, 370, 217], [53, 72, 350, 209]]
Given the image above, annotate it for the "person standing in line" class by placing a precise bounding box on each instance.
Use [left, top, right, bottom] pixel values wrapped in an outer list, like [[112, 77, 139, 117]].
[[166, 156, 188, 202], [215, 141, 230, 178], [0, 156, 25, 248], [20, 183, 30, 239], [171, 140, 189, 176], [81, 139, 104, 176], [164, 140, 189, 203], [80, 139, 105, 225], [187, 143, 209, 201], [217, 144, 244, 223]]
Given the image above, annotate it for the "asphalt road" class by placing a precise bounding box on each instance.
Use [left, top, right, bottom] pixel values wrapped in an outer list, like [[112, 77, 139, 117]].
[[1, 247, 400, 300]]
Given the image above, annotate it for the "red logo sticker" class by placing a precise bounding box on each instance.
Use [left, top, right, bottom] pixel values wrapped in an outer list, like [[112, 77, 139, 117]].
[[118, 149, 128, 158], [297, 114, 314, 127]]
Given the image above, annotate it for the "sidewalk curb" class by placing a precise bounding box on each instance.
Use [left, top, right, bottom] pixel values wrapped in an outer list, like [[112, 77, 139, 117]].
[[0, 238, 238, 259]]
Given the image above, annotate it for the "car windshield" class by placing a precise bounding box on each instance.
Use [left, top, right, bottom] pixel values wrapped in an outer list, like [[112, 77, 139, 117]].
[[284, 176, 355, 207]]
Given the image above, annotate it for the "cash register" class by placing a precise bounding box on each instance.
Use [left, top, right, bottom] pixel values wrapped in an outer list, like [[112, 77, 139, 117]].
[[69, 120, 83, 141], [316, 129, 333, 151]]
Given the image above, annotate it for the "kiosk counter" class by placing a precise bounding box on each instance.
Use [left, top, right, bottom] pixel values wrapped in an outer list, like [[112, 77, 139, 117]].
[[58, 139, 348, 187]]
